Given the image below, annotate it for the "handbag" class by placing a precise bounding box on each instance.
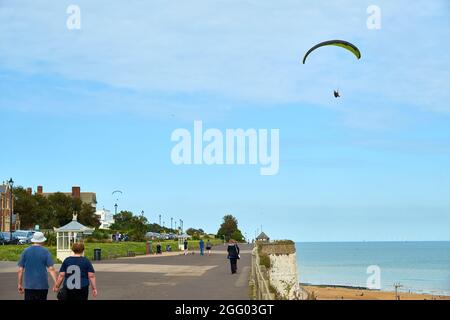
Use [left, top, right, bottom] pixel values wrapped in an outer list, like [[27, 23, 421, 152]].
[[57, 285, 68, 300]]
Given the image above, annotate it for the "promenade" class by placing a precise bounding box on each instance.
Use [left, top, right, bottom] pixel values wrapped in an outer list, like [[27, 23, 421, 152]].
[[0, 243, 252, 300]]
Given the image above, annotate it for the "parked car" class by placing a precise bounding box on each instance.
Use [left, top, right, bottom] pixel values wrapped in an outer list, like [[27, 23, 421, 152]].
[[0, 232, 20, 245], [12, 230, 35, 244], [0, 232, 6, 245]]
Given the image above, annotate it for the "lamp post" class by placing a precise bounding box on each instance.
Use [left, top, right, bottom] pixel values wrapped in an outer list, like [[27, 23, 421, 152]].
[[7, 178, 14, 240], [159, 214, 161, 226], [170, 217, 173, 230]]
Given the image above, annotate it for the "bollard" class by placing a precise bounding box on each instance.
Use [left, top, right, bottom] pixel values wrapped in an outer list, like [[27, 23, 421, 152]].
[[93, 248, 101, 261]]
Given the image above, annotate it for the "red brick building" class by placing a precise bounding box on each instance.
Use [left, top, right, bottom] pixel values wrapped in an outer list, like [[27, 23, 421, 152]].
[[0, 183, 20, 232], [36, 185, 97, 209]]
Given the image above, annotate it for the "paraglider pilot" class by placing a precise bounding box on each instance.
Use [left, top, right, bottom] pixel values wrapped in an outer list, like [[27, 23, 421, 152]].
[[333, 90, 340, 98]]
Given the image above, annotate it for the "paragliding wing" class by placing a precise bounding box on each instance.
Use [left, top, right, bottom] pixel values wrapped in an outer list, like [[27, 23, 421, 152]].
[[302, 40, 361, 64]]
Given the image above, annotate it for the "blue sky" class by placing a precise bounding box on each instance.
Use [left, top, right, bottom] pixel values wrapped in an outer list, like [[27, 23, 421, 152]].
[[1, 0, 449, 241]]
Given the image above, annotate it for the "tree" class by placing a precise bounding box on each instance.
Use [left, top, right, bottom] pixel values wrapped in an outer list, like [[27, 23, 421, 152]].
[[110, 211, 135, 231], [34, 194, 55, 228], [231, 229, 244, 242], [13, 187, 39, 229], [110, 211, 148, 241], [47, 192, 75, 227], [78, 203, 100, 228], [217, 214, 244, 241], [14, 187, 100, 229], [186, 227, 204, 240]]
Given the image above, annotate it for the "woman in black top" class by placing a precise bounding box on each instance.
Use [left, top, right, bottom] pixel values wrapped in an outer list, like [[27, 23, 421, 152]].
[[227, 239, 240, 274], [54, 242, 97, 300]]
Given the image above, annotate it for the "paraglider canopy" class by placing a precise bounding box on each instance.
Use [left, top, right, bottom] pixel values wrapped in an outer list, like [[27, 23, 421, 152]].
[[302, 40, 361, 64], [302, 40, 361, 98]]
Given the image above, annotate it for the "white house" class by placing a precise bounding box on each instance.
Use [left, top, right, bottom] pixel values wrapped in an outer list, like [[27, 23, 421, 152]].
[[95, 208, 115, 229]]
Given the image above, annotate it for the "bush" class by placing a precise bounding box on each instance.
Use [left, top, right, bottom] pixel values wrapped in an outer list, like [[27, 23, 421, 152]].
[[128, 230, 146, 242], [44, 232, 56, 246], [92, 229, 111, 240], [84, 229, 113, 243], [259, 253, 271, 269], [272, 240, 295, 245]]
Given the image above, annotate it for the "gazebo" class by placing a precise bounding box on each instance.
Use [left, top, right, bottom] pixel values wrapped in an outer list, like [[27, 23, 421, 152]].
[[54, 214, 93, 262], [177, 233, 192, 250]]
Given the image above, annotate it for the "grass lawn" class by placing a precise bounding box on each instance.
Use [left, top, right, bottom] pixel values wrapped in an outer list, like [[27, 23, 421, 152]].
[[0, 239, 223, 262]]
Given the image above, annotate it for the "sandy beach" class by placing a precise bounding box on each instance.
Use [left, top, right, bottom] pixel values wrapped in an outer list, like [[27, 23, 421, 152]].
[[302, 285, 450, 300]]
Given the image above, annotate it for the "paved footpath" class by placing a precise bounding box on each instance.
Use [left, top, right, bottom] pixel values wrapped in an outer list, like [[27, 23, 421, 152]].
[[0, 244, 253, 300]]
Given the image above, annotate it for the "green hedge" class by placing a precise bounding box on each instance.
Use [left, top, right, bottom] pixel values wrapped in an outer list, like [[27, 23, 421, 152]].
[[0, 239, 223, 262]]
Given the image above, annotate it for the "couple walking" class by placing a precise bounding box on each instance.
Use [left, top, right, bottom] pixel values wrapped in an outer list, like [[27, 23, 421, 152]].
[[17, 232, 97, 300], [198, 239, 213, 256]]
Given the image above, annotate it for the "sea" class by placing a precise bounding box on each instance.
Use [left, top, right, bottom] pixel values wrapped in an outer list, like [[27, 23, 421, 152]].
[[295, 241, 450, 296]]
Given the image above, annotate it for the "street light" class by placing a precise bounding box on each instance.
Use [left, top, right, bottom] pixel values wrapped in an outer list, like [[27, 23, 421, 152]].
[[7, 178, 14, 240], [171, 217, 173, 230], [159, 214, 162, 226]]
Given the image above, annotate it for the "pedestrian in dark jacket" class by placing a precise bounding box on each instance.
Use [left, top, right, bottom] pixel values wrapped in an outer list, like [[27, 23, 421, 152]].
[[227, 239, 240, 274], [54, 242, 97, 300], [156, 242, 162, 254], [183, 239, 189, 255]]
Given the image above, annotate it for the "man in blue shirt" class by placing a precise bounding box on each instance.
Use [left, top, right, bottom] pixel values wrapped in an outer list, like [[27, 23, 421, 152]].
[[17, 232, 57, 300]]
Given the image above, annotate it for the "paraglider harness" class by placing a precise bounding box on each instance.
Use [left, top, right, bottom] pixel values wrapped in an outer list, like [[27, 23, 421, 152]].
[[333, 90, 340, 98]]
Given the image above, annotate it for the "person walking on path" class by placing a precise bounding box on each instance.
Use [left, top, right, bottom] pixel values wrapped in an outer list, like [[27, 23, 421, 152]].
[[183, 239, 188, 255], [53, 242, 97, 300], [227, 239, 240, 274], [199, 239, 205, 256], [156, 242, 162, 254], [206, 240, 212, 256], [17, 232, 58, 300]]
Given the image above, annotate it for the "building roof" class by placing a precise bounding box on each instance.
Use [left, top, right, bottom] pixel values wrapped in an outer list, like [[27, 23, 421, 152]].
[[256, 232, 270, 240], [42, 192, 97, 205], [54, 215, 94, 233], [178, 234, 192, 238]]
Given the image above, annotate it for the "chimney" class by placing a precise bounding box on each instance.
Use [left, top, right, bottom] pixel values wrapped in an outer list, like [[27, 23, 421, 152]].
[[27, 188, 32, 195], [37, 186, 43, 194], [72, 186, 81, 199]]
